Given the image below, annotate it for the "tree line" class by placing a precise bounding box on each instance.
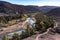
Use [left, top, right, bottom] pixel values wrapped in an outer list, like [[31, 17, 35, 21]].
[[0, 14, 22, 24]]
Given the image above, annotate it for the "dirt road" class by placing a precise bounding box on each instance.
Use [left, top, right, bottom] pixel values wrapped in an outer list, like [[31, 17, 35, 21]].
[[35, 22, 59, 40]]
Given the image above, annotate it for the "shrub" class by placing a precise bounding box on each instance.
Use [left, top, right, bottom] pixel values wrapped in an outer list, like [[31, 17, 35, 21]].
[[12, 33, 20, 40], [35, 14, 55, 33], [20, 24, 36, 39], [2, 35, 7, 40]]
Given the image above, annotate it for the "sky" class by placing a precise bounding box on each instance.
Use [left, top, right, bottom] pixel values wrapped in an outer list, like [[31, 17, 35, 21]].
[[1, 0, 60, 6]]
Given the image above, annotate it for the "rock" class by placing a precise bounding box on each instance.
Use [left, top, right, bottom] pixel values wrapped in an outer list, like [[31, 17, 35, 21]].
[[54, 27, 60, 34]]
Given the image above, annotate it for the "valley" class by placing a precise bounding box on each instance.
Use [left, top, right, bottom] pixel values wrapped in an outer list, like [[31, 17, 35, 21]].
[[0, 1, 60, 40]]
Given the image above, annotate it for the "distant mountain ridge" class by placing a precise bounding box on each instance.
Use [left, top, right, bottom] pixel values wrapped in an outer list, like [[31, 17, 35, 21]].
[[0, 1, 40, 15], [39, 6, 58, 13], [0, 1, 59, 16], [46, 7, 60, 16]]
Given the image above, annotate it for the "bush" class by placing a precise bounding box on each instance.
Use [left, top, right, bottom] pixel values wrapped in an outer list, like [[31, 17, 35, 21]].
[[20, 24, 36, 39], [2, 35, 7, 40], [35, 14, 55, 33], [11, 33, 20, 40]]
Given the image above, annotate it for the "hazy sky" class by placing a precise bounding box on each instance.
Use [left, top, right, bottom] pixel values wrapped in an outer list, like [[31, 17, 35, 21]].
[[1, 0, 60, 6]]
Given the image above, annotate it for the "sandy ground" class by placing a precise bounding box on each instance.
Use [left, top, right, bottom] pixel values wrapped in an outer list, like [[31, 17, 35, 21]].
[[0, 17, 35, 35], [0, 22, 27, 34]]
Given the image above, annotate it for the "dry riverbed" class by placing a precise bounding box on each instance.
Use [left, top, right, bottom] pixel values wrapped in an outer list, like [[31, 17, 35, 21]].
[[0, 22, 27, 34]]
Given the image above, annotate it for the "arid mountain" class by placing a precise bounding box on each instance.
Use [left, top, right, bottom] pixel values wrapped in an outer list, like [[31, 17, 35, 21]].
[[46, 7, 60, 17], [45, 7, 60, 21], [0, 1, 26, 15], [0, 1, 40, 15], [0, 1, 58, 15], [39, 6, 58, 13]]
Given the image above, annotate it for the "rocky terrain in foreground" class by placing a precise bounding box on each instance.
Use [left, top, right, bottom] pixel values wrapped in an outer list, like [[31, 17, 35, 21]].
[[23, 29, 60, 40], [23, 21, 60, 40]]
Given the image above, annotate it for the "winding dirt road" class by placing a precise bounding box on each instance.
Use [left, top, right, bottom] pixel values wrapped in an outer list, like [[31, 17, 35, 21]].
[[35, 22, 59, 40]]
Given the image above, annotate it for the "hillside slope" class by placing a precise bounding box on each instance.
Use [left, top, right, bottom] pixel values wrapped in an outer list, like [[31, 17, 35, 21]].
[[0, 1, 58, 15]]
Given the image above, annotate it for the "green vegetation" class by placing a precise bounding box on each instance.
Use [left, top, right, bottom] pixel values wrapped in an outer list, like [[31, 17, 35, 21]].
[[2, 34, 20, 40], [0, 14, 21, 24], [2, 25, 36, 40], [20, 14, 27, 22], [2, 35, 7, 40], [20, 24, 36, 39], [2, 13, 55, 40], [35, 14, 55, 33], [0, 14, 28, 27], [11, 33, 20, 40]]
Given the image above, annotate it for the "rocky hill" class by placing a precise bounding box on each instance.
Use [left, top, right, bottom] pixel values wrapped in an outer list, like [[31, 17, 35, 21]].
[[0, 1, 58, 16], [46, 7, 60, 17], [0, 1, 40, 15]]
